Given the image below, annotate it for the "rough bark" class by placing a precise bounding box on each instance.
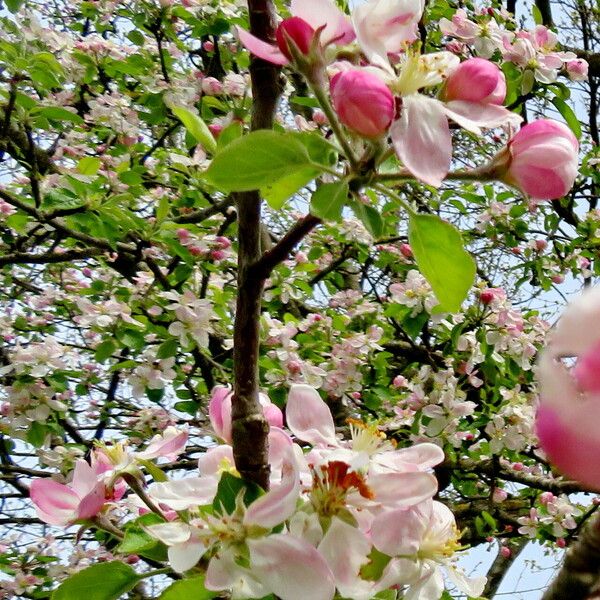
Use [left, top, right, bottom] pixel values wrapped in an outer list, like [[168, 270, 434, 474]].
[[543, 514, 600, 600], [231, 0, 282, 490]]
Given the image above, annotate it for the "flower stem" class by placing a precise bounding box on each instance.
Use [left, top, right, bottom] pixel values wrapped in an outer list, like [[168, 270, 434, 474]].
[[307, 76, 360, 171]]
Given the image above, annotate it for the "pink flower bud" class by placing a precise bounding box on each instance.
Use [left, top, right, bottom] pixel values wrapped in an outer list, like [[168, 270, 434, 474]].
[[215, 236, 231, 249], [208, 123, 224, 137], [203, 40, 215, 52], [275, 17, 315, 61], [392, 375, 408, 388], [444, 58, 506, 105], [493, 488, 508, 502], [534, 239, 548, 252], [504, 119, 579, 200], [500, 546, 511, 558], [202, 77, 223, 96], [330, 69, 395, 138], [551, 274, 565, 284], [210, 249, 226, 261], [566, 59, 588, 82], [312, 109, 328, 125], [539, 491, 555, 504], [556, 538, 566, 548], [400, 243, 413, 258]]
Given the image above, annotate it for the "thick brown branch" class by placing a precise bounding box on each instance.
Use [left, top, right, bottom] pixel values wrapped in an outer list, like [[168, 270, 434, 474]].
[[231, 0, 283, 490]]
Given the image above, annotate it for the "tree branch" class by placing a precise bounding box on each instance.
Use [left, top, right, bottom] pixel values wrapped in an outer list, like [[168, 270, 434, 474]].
[[543, 514, 600, 600], [231, 0, 283, 490]]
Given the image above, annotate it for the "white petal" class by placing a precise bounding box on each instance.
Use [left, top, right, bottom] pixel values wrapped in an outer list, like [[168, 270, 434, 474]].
[[168, 539, 206, 573]]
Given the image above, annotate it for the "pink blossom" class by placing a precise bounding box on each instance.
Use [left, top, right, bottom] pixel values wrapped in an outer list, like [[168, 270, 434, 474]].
[[136, 427, 188, 461], [330, 69, 395, 138], [30, 460, 106, 526], [503, 119, 579, 200], [237, 0, 354, 66], [209, 385, 283, 443], [353, 0, 425, 68], [566, 58, 588, 81], [536, 287, 600, 489]]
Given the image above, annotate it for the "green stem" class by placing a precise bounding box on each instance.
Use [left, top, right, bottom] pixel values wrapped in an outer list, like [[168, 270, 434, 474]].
[[373, 183, 416, 215], [307, 78, 360, 171], [139, 567, 172, 580]]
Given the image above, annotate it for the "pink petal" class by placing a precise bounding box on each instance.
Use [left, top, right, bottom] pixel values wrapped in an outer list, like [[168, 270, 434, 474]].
[[148, 476, 218, 510], [268, 427, 294, 470], [244, 446, 299, 528], [71, 459, 99, 497], [209, 385, 233, 442], [30, 479, 79, 526], [443, 100, 522, 133], [141, 427, 188, 461], [168, 539, 206, 573], [391, 95, 452, 187], [198, 445, 234, 476], [291, 0, 355, 45], [375, 443, 445, 472], [236, 27, 289, 65], [76, 482, 106, 520], [318, 518, 371, 595], [248, 534, 336, 600], [286, 384, 337, 446], [371, 504, 430, 555], [368, 471, 438, 506]]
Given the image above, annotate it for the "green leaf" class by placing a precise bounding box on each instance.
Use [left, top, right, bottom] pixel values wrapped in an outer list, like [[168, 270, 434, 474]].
[[408, 213, 476, 313], [159, 576, 217, 600], [217, 121, 243, 149], [262, 167, 319, 210], [77, 157, 101, 176], [5, 0, 25, 13], [170, 105, 217, 154], [52, 562, 139, 600], [212, 472, 263, 514], [532, 3, 543, 24], [310, 181, 348, 222], [94, 339, 117, 362], [349, 200, 384, 238], [156, 338, 179, 359], [36, 106, 84, 125], [27, 421, 47, 448], [551, 96, 582, 139], [137, 458, 169, 482], [205, 131, 318, 192], [117, 529, 158, 555]]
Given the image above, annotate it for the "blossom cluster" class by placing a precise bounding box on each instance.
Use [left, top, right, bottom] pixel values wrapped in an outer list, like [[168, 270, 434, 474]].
[[29, 385, 484, 600]]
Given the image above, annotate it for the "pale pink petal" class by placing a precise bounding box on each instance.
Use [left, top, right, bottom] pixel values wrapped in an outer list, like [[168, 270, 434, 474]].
[[71, 459, 98, 497], [168, 539, 206, 573], [248, 534, 336, 600], [543, 286, 600, 355], [244, 447, 300, 528], [318, 518, 372, 599], [371, 504, 430, 556], [198, 445, 234, 476], [139, 427, 188, 461], [443, 100, 522, 133], [236, 27, 289, 65], [30, 479, 79, 525], [291, 0, 355, 45], [286, 384, 337, 446], [268, 427, 294, 471], [146, 521, 192, 545], [391, 95, 452, 187], [391, 443, 445, 470], [206, 552, 268, 598], [148, 476, 218, 510], [404, 565, 444, 600], [446, 565, 487, 598], [369, 471, 438, 506], [353, 0, 424, 66]]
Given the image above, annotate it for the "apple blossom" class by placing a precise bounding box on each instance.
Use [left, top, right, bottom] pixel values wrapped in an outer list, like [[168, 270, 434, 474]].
[[537, 287, 600, 489], [30, 460, 106, 526], [501, 119, 579, 200], [330, 69, 395, 138], [237, 0, 354, 66]]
